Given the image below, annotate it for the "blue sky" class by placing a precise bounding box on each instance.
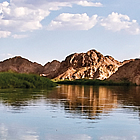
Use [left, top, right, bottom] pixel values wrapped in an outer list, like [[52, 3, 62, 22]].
[[0, 0, 140, 65]]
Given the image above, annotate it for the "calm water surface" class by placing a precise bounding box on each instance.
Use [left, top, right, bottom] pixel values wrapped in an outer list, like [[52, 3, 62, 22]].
[[0, 85, 140, 140]]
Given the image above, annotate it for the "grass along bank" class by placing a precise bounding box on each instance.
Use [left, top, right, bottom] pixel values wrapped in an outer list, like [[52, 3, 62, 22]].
[[0, 72, 57, 89], [57, 79, 135, 86]]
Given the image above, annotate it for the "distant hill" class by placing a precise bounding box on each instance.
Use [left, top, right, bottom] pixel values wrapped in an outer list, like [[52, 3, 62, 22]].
[[109, 59, 140, 85], [0, 56, 43, 74]]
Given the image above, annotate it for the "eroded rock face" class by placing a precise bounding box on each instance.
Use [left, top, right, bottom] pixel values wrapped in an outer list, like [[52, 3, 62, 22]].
[[109, 59, 140, 85], [0, 56, 43, 74], [41, 60, 61, 78], [49, 50, 123, 80]]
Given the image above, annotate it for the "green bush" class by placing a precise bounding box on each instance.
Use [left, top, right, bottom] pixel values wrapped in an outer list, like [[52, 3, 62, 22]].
[[0, 72, 57, 89]]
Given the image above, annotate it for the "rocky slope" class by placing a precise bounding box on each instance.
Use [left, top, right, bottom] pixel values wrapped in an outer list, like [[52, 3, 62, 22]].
[[0, 56, 43, 74], [0, 56, 61, 76], [48, 49, 124, 80], [41, 60, 61, 78], [109, 59, 140, 85]]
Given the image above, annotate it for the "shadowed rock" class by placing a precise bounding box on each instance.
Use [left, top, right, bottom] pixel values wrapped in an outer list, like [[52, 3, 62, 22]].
[[0, 56, 43, 74], [109, 59, 140, 85]]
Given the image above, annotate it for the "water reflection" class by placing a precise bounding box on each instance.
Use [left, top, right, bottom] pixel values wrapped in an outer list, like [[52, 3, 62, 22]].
[[0, 86, 140, 140], [47, 85, 118, 119], [0, 85, 140, 119], [0, 89, 49, 111]]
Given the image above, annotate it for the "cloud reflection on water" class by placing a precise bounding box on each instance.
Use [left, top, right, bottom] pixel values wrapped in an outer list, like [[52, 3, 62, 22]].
[[0, 123, 39, 140]]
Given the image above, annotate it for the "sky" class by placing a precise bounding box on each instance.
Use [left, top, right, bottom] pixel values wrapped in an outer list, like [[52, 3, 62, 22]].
[[0, 0, 140, 65]]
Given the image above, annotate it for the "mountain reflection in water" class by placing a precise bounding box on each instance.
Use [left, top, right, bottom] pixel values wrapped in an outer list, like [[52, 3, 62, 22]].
[[0, 85, 140, 119], [47, 85, 118, 119]]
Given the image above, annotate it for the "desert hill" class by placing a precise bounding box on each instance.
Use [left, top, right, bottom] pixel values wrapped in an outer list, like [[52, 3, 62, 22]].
[[0, 56, 60, 76], [109, 59, 140, 85], [0, 56, 43, 74]]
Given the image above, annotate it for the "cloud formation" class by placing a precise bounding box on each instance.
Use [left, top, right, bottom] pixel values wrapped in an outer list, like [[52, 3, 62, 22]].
[[0, 0, 73, 37], [76, 1, 103, 7], [47, 13, 98, 30], [100, 12, 140, 35], [0, 1, 50, 32], [0, 0, 103, 38], [47, 12, 140, 34], [0, 0, 139, 38], [47, 11, 140, 35]]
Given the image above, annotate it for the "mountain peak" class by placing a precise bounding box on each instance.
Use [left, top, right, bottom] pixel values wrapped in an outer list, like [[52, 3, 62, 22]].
[[45, 49, 123, 80]]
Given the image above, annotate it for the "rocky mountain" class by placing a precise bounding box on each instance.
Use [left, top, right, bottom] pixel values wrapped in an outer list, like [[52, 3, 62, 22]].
[[47, 49, 124, 80], [109, 59, 140, 85], [0, 56, 43, 74], [0, 49, 135, 81], [41, 60, 61, 78], [0, 56, 61, 76]]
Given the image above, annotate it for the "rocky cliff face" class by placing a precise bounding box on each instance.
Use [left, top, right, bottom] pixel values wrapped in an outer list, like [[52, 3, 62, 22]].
[[48, 49, 123, 80], [109, 59, 140, 85], [0, 56, 43, 74], [0, 50, 135, 82]]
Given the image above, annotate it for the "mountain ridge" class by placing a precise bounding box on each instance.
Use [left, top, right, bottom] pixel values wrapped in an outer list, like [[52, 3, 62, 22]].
[[0, 49, 138, 84]]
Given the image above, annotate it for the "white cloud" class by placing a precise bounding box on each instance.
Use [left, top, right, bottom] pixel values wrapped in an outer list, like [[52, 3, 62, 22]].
[[0, 31, 11, 38], [47, 12, 140, 34], [0, 0, 102, 33], [0, 1, 49, 32], [76, 1, 103, 7], [100, 12, 140, 35], [47, 13, 98, 30], [0, 0, 74, 34], [0, 1, 139, 37], [100, 12, 131, 32], [12, 34, 28, 39]]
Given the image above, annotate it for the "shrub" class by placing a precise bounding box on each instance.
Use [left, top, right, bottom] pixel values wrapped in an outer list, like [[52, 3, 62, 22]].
[[0, 72, 57, 89]]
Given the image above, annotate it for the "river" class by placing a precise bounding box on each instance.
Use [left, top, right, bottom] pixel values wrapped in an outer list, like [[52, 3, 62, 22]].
[[0, 85, 140, 140]]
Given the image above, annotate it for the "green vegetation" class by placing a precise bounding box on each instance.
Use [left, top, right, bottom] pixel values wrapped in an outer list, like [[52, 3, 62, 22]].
[[0, 72, 57, 89], [57, 79, 134, 86]]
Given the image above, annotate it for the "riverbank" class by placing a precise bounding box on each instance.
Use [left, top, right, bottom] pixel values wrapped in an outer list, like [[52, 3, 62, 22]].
[[0, 72, 57, 89], [57, 79, 135, 86]]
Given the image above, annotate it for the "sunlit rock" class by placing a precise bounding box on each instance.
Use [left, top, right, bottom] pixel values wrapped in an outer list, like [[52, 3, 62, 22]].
[[50, 49, 124, 80]]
